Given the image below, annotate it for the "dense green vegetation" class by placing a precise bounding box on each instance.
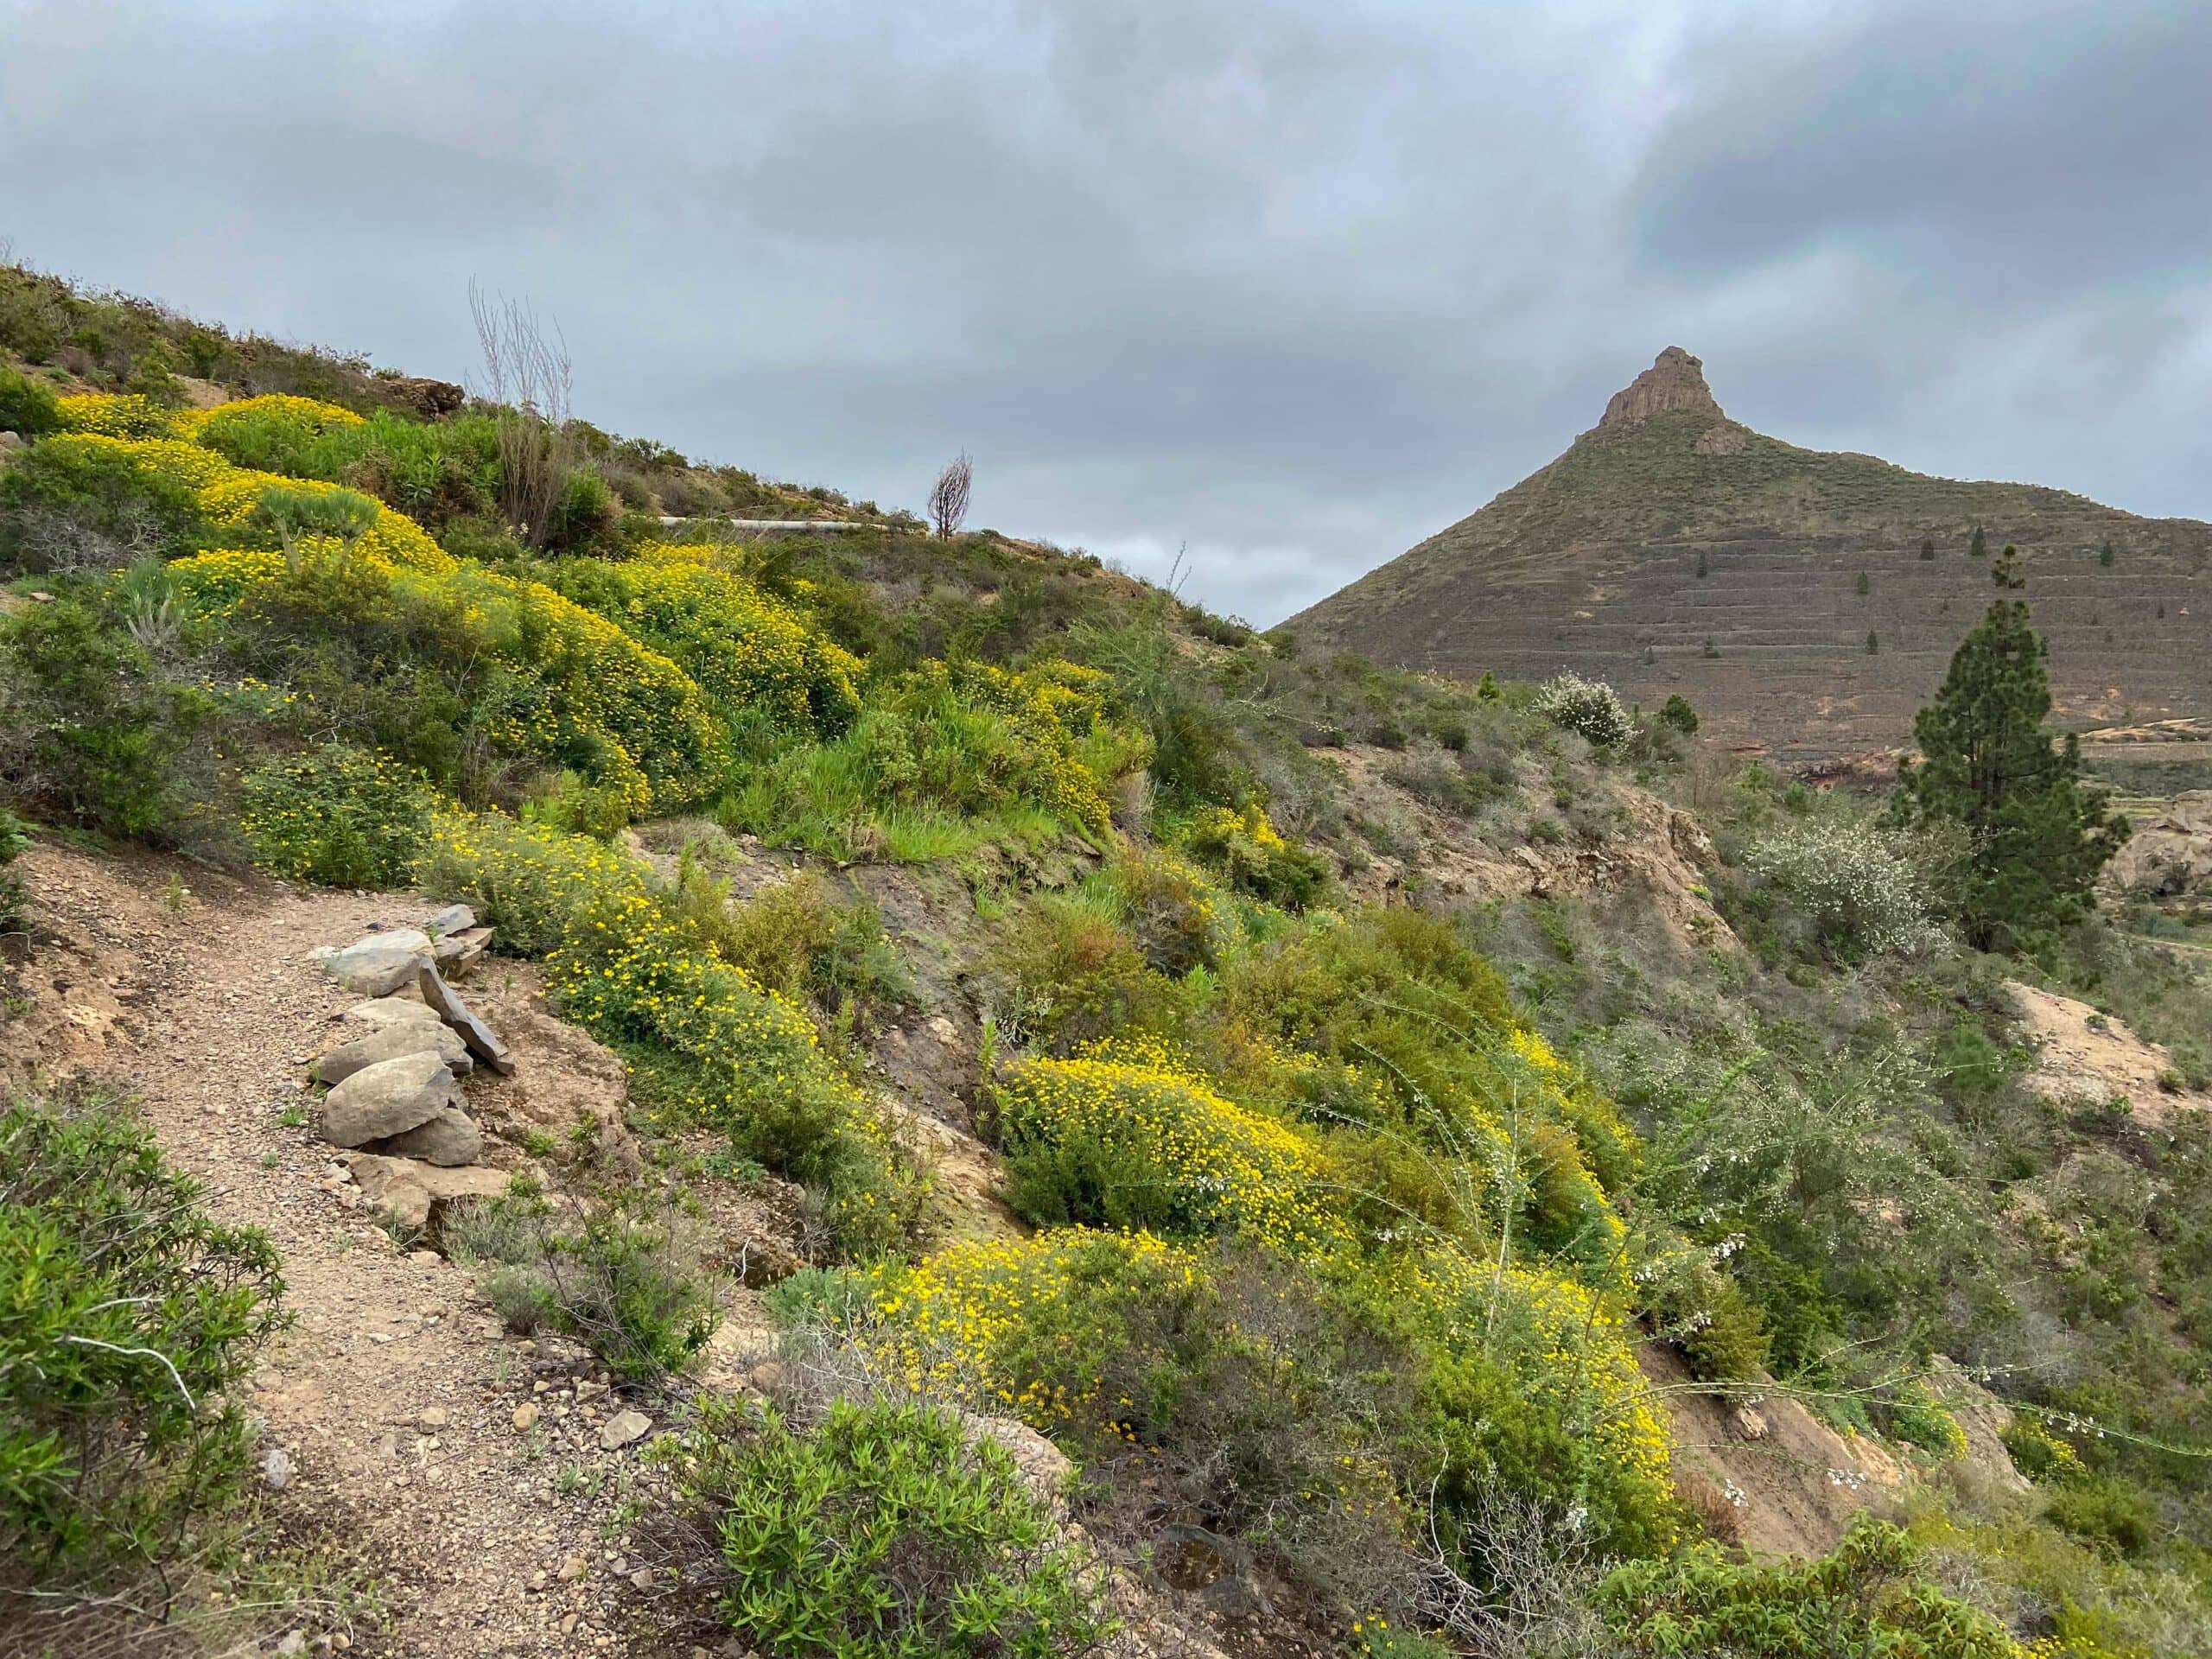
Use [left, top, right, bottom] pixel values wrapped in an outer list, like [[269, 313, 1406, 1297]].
[[0, 1089, 285, 1641], [3, 265, 2209, 1656]]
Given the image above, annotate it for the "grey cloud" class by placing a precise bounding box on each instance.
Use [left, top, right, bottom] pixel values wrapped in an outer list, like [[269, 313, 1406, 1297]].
[[2, 1, 2206, 624]]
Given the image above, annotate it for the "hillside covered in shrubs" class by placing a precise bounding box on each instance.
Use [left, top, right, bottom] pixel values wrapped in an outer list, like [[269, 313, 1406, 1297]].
[[3, 265, 2211, 1659]]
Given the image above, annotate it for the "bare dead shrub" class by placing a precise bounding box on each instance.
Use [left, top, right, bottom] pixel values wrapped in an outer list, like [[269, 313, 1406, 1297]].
[[468, 280, 582, 549], [928, 449, 972, 539]]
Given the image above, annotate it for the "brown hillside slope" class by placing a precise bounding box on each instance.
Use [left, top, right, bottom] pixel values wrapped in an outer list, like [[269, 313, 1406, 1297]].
[[1288, 348, 2212, 760]]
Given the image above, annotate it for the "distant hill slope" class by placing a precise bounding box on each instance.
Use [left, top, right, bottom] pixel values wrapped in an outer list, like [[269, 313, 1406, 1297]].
[[1287, 348, 2212, 760]]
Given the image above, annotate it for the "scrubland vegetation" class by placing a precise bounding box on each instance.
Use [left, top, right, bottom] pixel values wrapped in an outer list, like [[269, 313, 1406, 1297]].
[[3, 265, 2209, 1656]]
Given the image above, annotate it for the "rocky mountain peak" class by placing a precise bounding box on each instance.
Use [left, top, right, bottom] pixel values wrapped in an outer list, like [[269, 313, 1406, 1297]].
[[1599, 346, 1722, 429]]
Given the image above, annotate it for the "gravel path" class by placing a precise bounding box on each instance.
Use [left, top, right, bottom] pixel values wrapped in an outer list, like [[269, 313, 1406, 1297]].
[[8, 844, 683, 1657]]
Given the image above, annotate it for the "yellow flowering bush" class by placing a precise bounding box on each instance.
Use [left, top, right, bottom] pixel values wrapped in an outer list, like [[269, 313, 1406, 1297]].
[[1186, 801, 1329, 908], [416, 810, 919, 1255], [175, 392, 364, 445], [546, 549, 864, 736], [997, 1040, 1353, 1256], [864, 1230, 1199, 1421], [239, 744, 435, 887], [173, 544, 723, 814], [32, 432, 455, 575], [1376, 1247, 1670, 1500], [53, 392, 178, 438]]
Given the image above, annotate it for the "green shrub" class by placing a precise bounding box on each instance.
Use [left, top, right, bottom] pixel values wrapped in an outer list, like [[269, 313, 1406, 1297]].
[[0, 364, 61, 436], [521, 768, 630, 842], [448, 1184, 720, 1388], [0, 594, 210, 840], [0, 807, 30, 937], [1597, 1521, 2016, 1656], [1185, 802, 1328, 910], [988, 902, 1178, 1054], [1658, 693, 1700, 736], [0, 432, 206, 572], [697, 867, 914, 1016], [668, 1395, 1113, 1659], [0, 1090, 283, 1601], [2044, 1475, 2161, 1559], [721, 658, 1148, 861], [1876, 1381, 1967, 1461], [240, 745, 436, 887]]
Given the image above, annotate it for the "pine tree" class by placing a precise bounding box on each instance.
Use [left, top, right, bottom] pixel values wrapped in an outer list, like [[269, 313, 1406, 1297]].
[[1919, 537, 1936, 561], [1969, 524, 1987, 557], [1897, 551, 2127, 953], [2099, 540, 2115, 567], [1866, 630, 1878, 654]]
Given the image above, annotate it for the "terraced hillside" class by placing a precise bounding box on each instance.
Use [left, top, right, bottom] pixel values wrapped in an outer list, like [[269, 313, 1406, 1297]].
[[1289, 348, 2212, 761]]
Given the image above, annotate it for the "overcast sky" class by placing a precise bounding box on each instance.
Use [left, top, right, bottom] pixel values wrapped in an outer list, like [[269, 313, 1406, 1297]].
[[5, 1, 2208, 623]]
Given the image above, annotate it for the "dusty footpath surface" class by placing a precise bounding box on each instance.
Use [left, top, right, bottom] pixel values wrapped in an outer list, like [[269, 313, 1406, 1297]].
[[3, 843, 698, 1658]]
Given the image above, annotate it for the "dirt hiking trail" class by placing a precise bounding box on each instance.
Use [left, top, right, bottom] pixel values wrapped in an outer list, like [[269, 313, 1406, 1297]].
[[7, 843, 695, 1658]]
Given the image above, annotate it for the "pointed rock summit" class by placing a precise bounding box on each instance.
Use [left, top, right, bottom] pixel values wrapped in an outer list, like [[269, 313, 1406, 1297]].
[[1599, 346, 1720, 429]]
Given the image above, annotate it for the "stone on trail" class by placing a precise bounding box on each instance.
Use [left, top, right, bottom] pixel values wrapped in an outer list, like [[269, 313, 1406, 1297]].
[[324, 938, 434, 997], [424, 903, 477, 937], [314, 1021, 472, 1086], [380, 1104, 482, 1166], [344, 1153, 507, 1236], [417, 964, 515, 1077], [432, 925, 494, 973], [341, 995, 439, 1033], [599, 1408, 652, 1449], [321, 1051, 461, 1147]]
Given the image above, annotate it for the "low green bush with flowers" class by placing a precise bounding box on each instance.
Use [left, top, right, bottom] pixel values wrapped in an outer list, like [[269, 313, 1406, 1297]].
[[239, 744, 437, 887], [718, 658, 1150, 860], [416, 810, 923, 1257], [665, 1395, 1115, 1659]]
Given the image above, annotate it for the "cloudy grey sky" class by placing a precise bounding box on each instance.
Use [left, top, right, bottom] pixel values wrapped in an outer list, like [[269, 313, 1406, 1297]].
[[5, 0, 2208, 623]]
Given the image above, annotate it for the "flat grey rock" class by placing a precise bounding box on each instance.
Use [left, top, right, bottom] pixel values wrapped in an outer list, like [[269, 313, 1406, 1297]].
[[380, 1104, 482, 1166], [314, 1022, 471, 1086], [417, 965, 515, 1077], [325, 941, 433, 997], [340, 995, 439, 1033], [425, 903, 476, 937], [321, 1051, 461, 1147]]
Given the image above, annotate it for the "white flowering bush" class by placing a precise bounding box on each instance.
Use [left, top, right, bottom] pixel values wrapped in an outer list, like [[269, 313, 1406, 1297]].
[[1533, 672, 1632, 747], [1744, 817, 1942, 961]]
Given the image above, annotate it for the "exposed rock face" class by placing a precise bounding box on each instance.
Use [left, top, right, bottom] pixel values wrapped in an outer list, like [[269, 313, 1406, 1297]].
[[1600, 346, 1721, 429], [321, 1050, 463, 1147], [2108, 790, 2212, 895], [381, 375, 467, 419]]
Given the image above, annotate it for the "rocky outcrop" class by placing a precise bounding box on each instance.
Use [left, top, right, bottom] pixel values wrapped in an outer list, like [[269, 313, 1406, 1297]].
[[1600, 346, 1721, 429], [2108, 791, 2212, 895]]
